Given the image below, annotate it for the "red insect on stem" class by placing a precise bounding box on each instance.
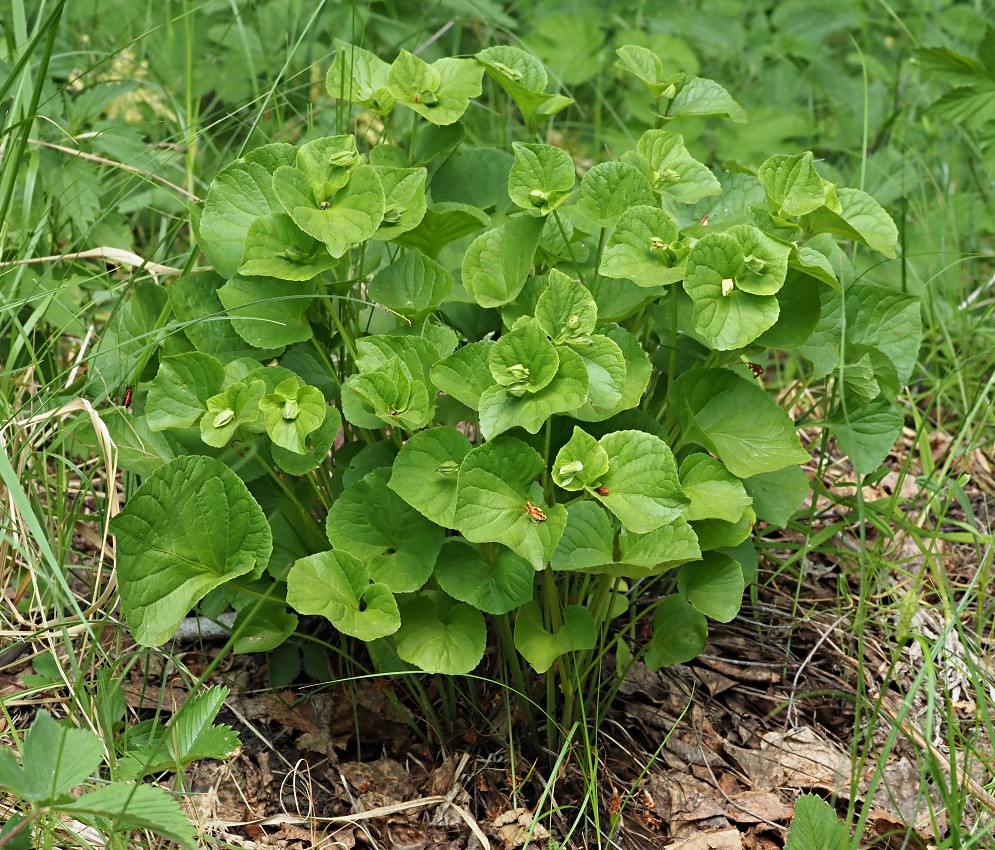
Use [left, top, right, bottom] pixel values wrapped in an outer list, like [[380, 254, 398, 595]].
[[122, 386, 133, 407], [595, 486, 610, 496]]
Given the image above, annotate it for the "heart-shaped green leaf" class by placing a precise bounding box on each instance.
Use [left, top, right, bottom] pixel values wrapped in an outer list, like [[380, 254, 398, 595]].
[[678, 552, 745, 622], [217, 274, 316, 349], [758, 152, 827, 217], [395, 592, 486, 674], [239, 213, 336, 281], [430, 340, 495, 410], [110, 456, 273, 645], [551, 501, 615, 572], [552, 426, 610, 490], [201, 379, 266, 447], [372, 166, 427, 240], [454, 438, 566, 569], [326, 469, 444, 593], [368, 251, 453, 321], [389, 52, 483, 126], [514, 601, 596, 673], [535, 269, 598, 344], [146, 353, 225, 432], [270, 405, 341, 475], [644, 596, 708, 670], [463, 217, 544, 308], [260, 376, 326, 453], [679, 453, 752, 523], [476, 45, 574, 129], [600, 205, 685, 287], [387, 427, 472, 527], [634, 129, 721, 204], [327, 40, 393, 112], [287, 549, 400, 640], [433, 539, 534, 615], [508, 142, 575, 215], [577, 161, 655, 228]]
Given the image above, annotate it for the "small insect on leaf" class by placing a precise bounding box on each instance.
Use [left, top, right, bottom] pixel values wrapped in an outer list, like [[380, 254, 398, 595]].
[[524, 499, 546, 524], [122, 386, 133, 407], [748, 362, 764, 378], [595, 486, 610, 496]]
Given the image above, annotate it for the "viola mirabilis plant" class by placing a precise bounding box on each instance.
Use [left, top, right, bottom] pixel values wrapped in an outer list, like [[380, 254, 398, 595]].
[[108, 42, 919, 724]]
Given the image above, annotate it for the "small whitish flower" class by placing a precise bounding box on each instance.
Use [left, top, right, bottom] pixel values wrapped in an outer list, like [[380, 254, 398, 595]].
[[721, 278, 735, 297], [558, 460, 584, 487], [506, 364, 530, 382], [530, 188, 550, 207], [649, 236, 668, 252], [213, 408, 235, 429], [744, 254, 766, 274], [327, 149, 359, 168], [282, 399, 300, 420]]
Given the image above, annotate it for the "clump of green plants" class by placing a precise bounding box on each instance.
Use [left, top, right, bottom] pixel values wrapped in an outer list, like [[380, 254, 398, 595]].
[[104, 41, 920, 742]]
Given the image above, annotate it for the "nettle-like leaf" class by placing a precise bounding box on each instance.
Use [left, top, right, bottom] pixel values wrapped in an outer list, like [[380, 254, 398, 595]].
[[671, 368, 810, 478], [476, 45, 574, 129], [591, 430, 688, 533], [805, 187, 899, 259], [259, 376, 326, 453], [434, 539, 534, 615], [326, 468, 443, 593], [600, 205, 685, 287], [296, 135, 362, 198], [508, 142, 575, 215], [110, 456, 273, 645], [199, 143, 297, 278], [845, 282, 921, 387], [327, 39, 394, 113], [146, 353, 225, 432], [368, 251, 453, 320], [373, 166, 428, 240], [453, 438, 566, 570], [388, 51, 484, 125], [683, 231, 780, 350], [568, 334, 626, 410], [287, 549, 400, 640], [514, 601, 596, 673], [356, 333, 446, 385], [758, 152, 827, 217], [217, 274, 316, 349], [678, 552, 745, 622], [395, 591, 486, 674], [478, 345, 588, 437], [826, 396, 904, 475], [744, 466, 809, 528], [577, 161, 655, 228], [633, 129, 721, 204], [239, 213, 335, 281], [644, 596, 708, 671], [430, 340, 495, 410], [201, 379, 266, 448], [552, 426, 610, 490], [388, 427, 472, 527], [463, 216, 544, 308], [679, 453, 752, 522], [273, 162, 385, 258], [535, 268, 598, 344]]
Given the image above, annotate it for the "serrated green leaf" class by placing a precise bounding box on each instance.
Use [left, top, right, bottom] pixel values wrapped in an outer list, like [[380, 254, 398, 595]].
[[259, 376, 326, 453], [552, 426, 610, 490], [600, 204, 685, 287], [463, 217, 544, 308], [614, 45, 673, 96], [726, 225, 790, 295], [327, 40, 393, 111], [199, 143, 298, 278], [387, 427, 472, 527], [372, 166, 428, 240], [758, 152, 826, 217], [476, 45, 573, 129], [514, 601, 596, 673], [454, 438, 566, 569], [577, 161, 655, 228], [593, 430, 688, 533], [110, 456, 272, 645], [683, 232, 780, 350], [618, 516, 701, 576], [845, 283, 921, 387], [200, 379, 266, 447], [392, 201, 489, 257], [679, 453, 752, 522], [551, 501, 615, 571], [147, 353, 225, 432], [239, 213, 335, 281], [217, 274, 315, 349], [805, 187, 899, 259], [389, 52, 483, 125], [666, 75, 746, 122], [508, 142, 575, 214], [274, 163, 384, 258], [395, 591, 486, 673], [430, 340, 495, 410], [535, 268, 598, 344], [342, 357, 432, 431], [827, 397, 903, 475], [679, 552, 745, 622], [671, 368, 809, 478], [744, 466, 809, 528], [489, 319, 559, 392], [434, 539, 534, 615], [287, 549, 400, 639], [478, 345, 588, 437], [572, 326, 651, 422], [784, 794, 849, 850], [0, 711, 103, 803], [634, 129, 721, 203], [326, 468, 443, 593], [59, 783, 196, 848], [271, 405, 341, 475]]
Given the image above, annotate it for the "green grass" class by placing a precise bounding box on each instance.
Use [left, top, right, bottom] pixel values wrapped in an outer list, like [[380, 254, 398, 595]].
[[2, 1, 994, 848]]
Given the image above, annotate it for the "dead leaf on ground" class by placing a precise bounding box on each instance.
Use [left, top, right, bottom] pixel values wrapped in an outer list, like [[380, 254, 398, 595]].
[[725, 790, 794, 824], [644, 772, 728, 826], [728, 726, 850, 791], [664, 826, 743, 849], [491, 807, 550, 848]]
